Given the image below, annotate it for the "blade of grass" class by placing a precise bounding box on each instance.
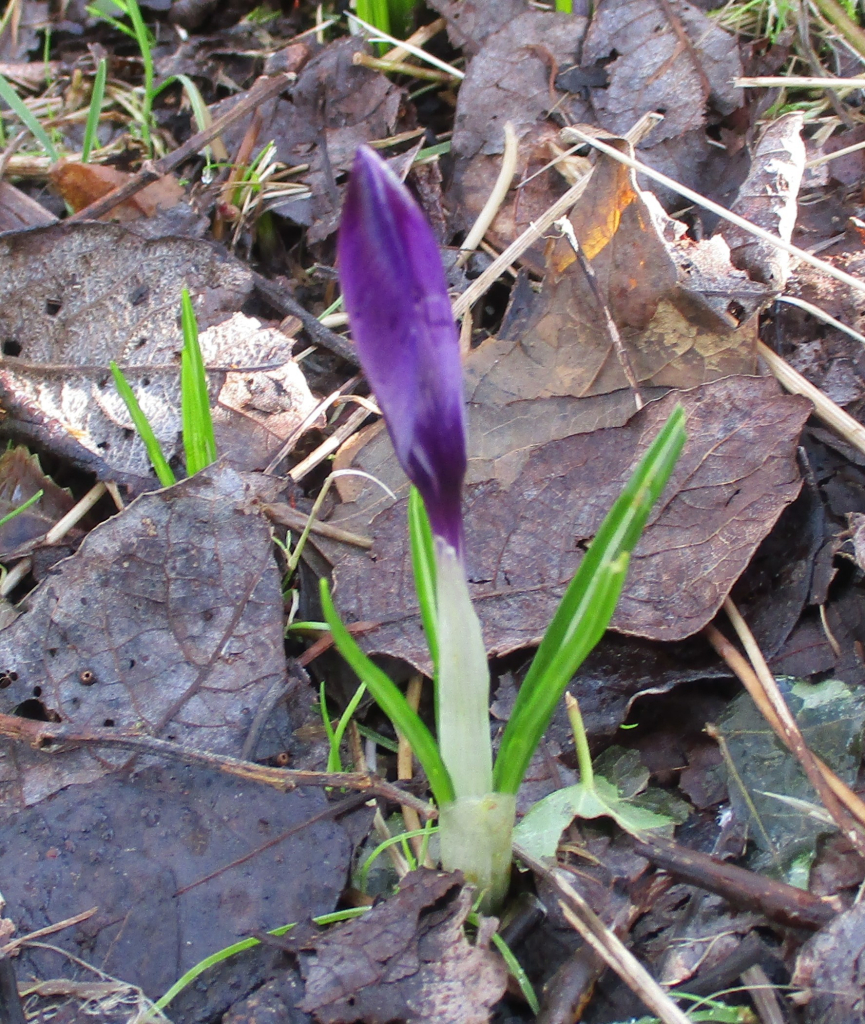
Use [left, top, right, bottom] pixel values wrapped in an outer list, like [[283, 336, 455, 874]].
[[320, 578, 455, 807], [0, 73, 59, 161], [124, 0, 154, 154], [0, 489, 43, 528], [110, 362, 176, 487], [180, 288, 217, 475], [493, 406, 686, 795], [151, 907, 370, 1015], [81, 57, 107, 162]]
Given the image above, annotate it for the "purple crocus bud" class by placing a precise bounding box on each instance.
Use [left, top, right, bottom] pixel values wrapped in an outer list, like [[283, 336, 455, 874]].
[[338, 146, 467, 554]]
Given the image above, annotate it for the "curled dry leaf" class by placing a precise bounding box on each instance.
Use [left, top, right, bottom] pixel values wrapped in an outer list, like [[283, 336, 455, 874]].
[[0, 464, 287, 811], [0, 223, 317, 489], [282, 869, 508, 1024], [719, 111, 806, 289], [332, 378, 812, 672]]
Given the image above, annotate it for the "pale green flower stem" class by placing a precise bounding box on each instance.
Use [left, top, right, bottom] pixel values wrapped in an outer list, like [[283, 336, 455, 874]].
[[434, 539, 515, 908]]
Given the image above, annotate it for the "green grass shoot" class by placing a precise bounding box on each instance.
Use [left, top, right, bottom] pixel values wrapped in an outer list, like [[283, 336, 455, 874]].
[[150, 907, 370, 1016], [111, 288, 217, 486], [493, 405, 686, 794], [321, 680, 367, 773], [110, 362, 176, 487], [0, 73, 59, 161], [179, 288, 217, 475], [81, 57, 107, 162], [0, 489, 44, 529], [86, 0, 156, 153]]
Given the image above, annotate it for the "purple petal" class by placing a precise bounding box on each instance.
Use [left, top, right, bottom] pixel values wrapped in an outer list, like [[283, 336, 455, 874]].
[[338, 146, 466, 552]]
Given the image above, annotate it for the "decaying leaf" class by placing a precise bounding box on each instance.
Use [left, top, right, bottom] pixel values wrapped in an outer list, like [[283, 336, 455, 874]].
[[1, 764, 352, 1000], [580, 0, 741, 145], [719, 111, 806, 289], [332, 377, 811, 671], [210, 37, 409, 241], [0, 223, 317, 489], [281, 869, 507, 1024], [793, 902, 865, 1024], [0, 463, 287, 811], [0, 446, 75, 557], [448, 8, 589, 258]]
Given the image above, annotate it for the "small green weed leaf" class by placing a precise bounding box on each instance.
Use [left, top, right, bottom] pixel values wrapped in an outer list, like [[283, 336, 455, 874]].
[[513, 776, 676, 861]]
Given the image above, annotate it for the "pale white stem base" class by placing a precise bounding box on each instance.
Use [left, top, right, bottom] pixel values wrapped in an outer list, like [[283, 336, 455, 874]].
[[439, 793, 516, 911]]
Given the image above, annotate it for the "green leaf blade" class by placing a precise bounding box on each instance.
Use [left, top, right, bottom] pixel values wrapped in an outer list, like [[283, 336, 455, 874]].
[[493, 405, 687, 795], [319, 578, 455, 807]]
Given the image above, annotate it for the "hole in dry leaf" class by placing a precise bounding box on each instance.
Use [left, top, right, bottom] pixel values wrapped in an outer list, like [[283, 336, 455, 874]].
[[32, 686, 41, 697], [142, 377, 151, 387], [45, 298, 62, 316], [103, 718, 115, 727], [13, 698, 52, 720], [3, 340, 22, 357]]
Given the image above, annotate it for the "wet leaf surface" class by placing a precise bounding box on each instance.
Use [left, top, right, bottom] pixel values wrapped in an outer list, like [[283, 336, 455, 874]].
[[333, 377, 811, 670], [0, 224, 316, 488], [0, 463, 288, 810], [717, 678, 865, 874], [279, 869, 507, 1024], [1, 763, 352, 1001]]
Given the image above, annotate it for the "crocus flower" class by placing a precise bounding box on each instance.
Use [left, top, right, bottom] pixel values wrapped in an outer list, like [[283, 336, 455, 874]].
[[337, 146, 467, 556], [337, 145, 509, 904]]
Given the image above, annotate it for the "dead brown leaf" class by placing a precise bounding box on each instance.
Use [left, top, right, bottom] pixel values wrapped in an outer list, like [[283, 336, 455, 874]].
[[793, 902, 865, 1023], [281, 869, 507, 1024], [581, 0, 741, 144], [447, 8, 589, 262], [0, 223, 317, 489], [50, 161, 185, 221], [332, 378, 811, 672], [0, 463, 287, 810], [719, 111, 806, 288]]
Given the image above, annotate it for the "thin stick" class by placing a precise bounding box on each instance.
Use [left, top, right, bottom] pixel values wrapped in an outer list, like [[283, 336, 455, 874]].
[[735, 75, 865, 88], [515, 843, 693, 1024], [44, 481, 106, 545], [450, 113, 663, 320], [561, 128, 865, 302], [66, 74, 293, 223], [0, 712, 436, 818], [1, 908, 98, 955], [380, 17, 446, 65], [455, 122, 518, 267], [776, 294, 865, 348], [806, 135, 865, 168], [451, 175, 592, 319], [289, 405, 370, 482], [757, 340, 865, 458], [347, 13, 464, 79]]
